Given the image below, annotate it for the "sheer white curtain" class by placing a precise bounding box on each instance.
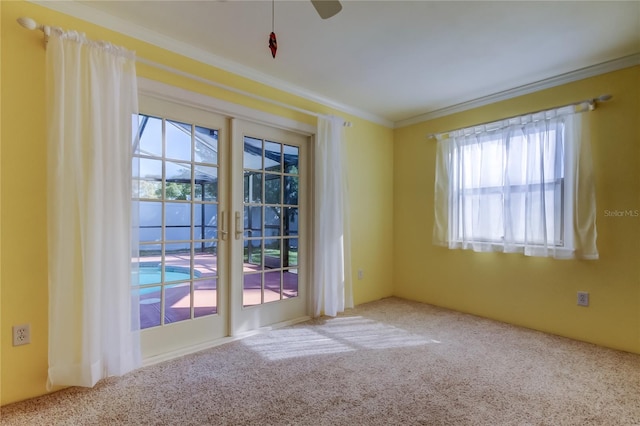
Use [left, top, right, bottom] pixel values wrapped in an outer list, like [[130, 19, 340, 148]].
[[433, 105, 598, 260], [314, 116, 353, 317], [46, 29, 140, 389]]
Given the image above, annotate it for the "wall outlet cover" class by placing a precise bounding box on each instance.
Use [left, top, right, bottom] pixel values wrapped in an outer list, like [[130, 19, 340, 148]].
[[12, 324, 31, 346], [577, 291, 589, 307]]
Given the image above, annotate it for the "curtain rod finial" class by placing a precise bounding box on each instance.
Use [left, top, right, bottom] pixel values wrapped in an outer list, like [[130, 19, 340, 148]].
[[589, 94, 612, 111], [17, 17, 50, 41], [17, 17, 37, 30]]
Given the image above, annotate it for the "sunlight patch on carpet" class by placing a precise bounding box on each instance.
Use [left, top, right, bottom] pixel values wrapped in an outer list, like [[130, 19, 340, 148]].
[[317, 316, 441, 349], [242, 316, 439, 361], [241, 328, 355, 360]]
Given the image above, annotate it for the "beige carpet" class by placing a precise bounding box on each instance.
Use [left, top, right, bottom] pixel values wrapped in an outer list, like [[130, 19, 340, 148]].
[[2, 297, 639, 425]]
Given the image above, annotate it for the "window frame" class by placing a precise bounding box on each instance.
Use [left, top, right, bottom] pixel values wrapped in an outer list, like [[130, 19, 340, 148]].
[[443, 117, 575, 254]]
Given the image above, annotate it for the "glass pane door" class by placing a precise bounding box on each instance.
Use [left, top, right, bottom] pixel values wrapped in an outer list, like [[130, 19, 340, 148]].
[[134, 96, 229, 359], [231, 120, 309, 334], [242, 137, 300, 306], [133, 98, 310, 358]]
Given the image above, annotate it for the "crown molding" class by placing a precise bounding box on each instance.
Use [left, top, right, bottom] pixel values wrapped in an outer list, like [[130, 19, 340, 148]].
[[26, 1, 640, 130], [395, 53, 640, 128], [29, 0, 394, 128]]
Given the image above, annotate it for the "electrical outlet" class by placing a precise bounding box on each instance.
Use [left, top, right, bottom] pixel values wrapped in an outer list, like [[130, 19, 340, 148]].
[[577, 291, 589, 307], [357, 269, 364, 280], [12, 324, 31, 346]]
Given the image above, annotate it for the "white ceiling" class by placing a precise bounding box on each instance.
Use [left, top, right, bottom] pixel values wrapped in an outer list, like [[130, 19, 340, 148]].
[[66, 1, 640, 126]]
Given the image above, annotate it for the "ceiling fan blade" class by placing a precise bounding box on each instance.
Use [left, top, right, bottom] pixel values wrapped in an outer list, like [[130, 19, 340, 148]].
[[310, 0, 342, 19]]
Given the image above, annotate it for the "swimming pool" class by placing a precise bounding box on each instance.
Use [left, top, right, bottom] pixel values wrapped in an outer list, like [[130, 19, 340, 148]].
[[137, 266, 191, 285], [133, 265, 201, 296]]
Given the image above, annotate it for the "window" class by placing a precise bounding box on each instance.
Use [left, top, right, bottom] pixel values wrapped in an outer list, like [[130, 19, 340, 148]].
[[453, 124, 565, 246], [433, 106, 598, 259]]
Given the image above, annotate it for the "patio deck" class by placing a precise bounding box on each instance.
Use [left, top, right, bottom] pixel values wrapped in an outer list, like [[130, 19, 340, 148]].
[[137, 253, 298, 329]]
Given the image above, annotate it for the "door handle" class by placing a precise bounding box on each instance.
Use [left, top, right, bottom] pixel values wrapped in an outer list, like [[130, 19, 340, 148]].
[[220, 211, 228, 241], [235, 211, 242, 240]]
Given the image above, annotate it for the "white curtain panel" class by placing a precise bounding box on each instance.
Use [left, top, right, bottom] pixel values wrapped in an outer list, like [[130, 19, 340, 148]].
[[313, 116, 353, 317], [433, 106, 598, 260], [46, 29, 140, 389]]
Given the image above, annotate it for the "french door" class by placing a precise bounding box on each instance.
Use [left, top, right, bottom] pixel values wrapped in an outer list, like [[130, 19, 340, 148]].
[[133, 95, 310, 360], [230, 120, 310, 335]]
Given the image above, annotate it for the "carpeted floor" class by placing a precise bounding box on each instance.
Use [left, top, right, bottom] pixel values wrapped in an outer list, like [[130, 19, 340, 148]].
[[2, 297, 639, 425]]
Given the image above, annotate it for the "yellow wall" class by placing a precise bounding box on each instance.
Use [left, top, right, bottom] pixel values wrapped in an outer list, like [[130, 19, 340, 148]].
[[5, 0, 637, 408], [0, 1, 394, 404], [0, 0, 3, 405], [394, 66, 640, 355]]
